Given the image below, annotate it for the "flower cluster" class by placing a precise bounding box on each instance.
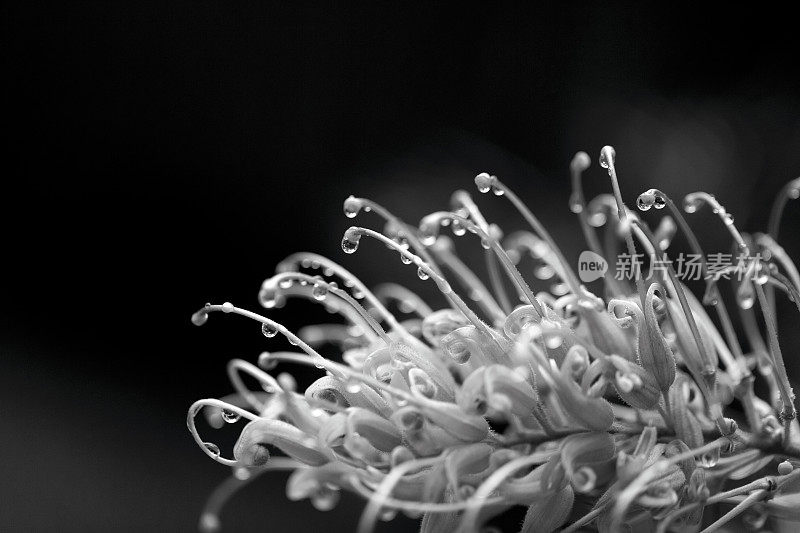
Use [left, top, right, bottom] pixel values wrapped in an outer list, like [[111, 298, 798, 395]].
[[188, 146, 800, 532]]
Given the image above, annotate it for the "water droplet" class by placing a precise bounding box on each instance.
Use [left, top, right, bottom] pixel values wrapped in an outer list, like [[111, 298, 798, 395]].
[[474, 172, 493, 193], [341, 236, 359, 254], [480, 238, 491, 250], [451, 220, 466, 236], [419, 226, 438, 246], [699, 446, 720, 468], [779, 460, 794, 475], [738, 292, 755, 310], [278, 278, 293, 289], [261, 322, 278, 338], [311, 487, 340, 511], [345, 378, 363, 394], [400, 253, 412, 264], [491, 184, 504, 196], [534, 264, 555, 280], [312, 283, 328, 301], [545, 335, 563, 349], [550, 282, 569, 296], [323, 267, 334, 277], [221, 302, 234, 313], [599, 146, 616, 172], [203, 442, 221, 458], [789, 187, 800, 200], [723, 213, 734, 225], [199, 512, 221, 533], [234, 467, 251, 480], [222, 409, 240, 424], [191, 311, 209, 326], [568, 192, 583, 214], [417, 267, 430, 280], [343, 196, 361, 218], [379, 509, 397, 521], [653, 195, 666, 209], [636, 194, 653, 211]]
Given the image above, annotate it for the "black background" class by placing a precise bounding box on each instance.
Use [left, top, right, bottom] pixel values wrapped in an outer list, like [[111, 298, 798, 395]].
[[3, 2, 800, 531]]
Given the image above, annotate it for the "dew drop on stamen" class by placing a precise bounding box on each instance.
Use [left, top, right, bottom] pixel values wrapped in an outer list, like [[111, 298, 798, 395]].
[[491, 184, 504, 196], [475, 172, 493, 193], [534, 264, 555, 280], [312, 283, 328, 301], [545, 335, 563, 349], [400, 253, 412, 265], [737, 292, 755, 310], [345, 377, 363, 394], [568, 191, 583, 214], [480, 238, 491, 250], [311, 488, 340, 512], [323, 267, 334, 277], [451, 220, 466, 236], [341, 236, 359, 254], [279, 279, 293, 289], [343, 196, 361, 218], [637, 194, 653, 211], [379, 509, 398, 521], [221, 409, 240, 424], [417, 267, 430, 280], [550, 282, 569, 296], [778, 460, 794, 475], [191, 311, 209, 326], [599, 146, 616, 174], [653, 195, 666, 209], [203, 442, 221, 458], [789, 187, 800, 200], [261, 322, 279, 338], [723, 213, 734, 225], [199, 513, 221, 533], [221, 302, 234, 313], [699, 446, 720, 468]]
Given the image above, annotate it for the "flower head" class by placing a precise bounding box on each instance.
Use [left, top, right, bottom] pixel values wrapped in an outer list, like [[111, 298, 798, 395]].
[[188, 148, 800, 532]]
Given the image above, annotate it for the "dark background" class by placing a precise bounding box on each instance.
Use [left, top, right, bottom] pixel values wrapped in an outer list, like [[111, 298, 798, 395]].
[[3, 2, 800, 531]]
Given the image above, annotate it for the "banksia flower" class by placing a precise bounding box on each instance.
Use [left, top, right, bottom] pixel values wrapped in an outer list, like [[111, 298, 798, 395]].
[[188, 147, 800, 532]]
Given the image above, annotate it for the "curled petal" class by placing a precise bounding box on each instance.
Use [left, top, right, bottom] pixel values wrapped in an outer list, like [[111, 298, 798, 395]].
[[668, 378, 704, 449], [561, 431, 616, 475], [318, 412, 348, 448], [444, 443, 493, 492], [347, 407, 402, 452], [577, 299, 635, 361], [421, 309, 468, 345], [484, 364, 538, 417], [455, 367, 488, 415], [519, 484, 574, 533], [411, 394, 489, 442], [503, 305, 542, 338], [549, 369, 615, 431], [234, 418, 330, 467], [607, 355, 660, 410]]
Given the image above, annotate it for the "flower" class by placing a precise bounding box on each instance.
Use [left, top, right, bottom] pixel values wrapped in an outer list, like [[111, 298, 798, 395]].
[[188, 147, 800, 532]]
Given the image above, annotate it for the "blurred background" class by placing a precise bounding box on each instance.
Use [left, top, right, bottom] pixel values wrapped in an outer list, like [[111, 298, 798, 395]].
[[3, 2, 800, 531]]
